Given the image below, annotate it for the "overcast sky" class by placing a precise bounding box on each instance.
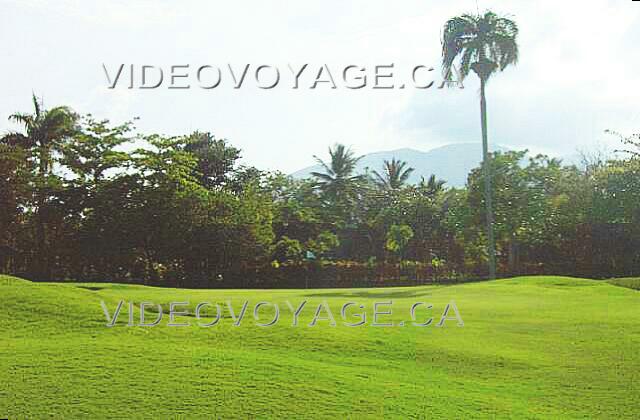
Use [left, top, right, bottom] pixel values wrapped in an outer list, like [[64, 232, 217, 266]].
[[2, 0, 639, 172]]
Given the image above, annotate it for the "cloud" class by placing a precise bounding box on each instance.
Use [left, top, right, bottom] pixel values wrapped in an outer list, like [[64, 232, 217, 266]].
[[1, 0, 639, 172], [392, 0, 640, 157]]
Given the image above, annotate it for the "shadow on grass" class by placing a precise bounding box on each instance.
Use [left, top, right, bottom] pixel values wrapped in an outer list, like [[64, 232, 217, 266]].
[[303, 289, 435, 299], [608, 277, 640, 291], [76, 285, 107, 291]]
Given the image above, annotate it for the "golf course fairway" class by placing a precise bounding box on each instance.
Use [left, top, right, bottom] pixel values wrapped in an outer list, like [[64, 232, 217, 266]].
[[1, 275, 639, 418]]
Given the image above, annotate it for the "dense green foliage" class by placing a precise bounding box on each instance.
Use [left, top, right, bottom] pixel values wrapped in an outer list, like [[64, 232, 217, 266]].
[[1, 274, 638, 417], [1, 96, 639, 286]]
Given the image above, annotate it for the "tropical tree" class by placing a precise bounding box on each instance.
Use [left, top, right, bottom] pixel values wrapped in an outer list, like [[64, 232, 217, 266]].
[[441, 10, 519, 279], [60, 115, 132, 185], [372, 158, 414, 190], [0, 142, 30, 272], [183, 131, 242, 189], [417, 174, 447, 198], [607, 129, 640, 159], [1, 94, 78, 279], [3, 94, 78, 178], [311, 144, 364, 219], [385, 224, 414, 261]]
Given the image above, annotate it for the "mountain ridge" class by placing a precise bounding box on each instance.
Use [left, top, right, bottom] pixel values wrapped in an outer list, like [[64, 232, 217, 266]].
[[291, 143, 509, 187]]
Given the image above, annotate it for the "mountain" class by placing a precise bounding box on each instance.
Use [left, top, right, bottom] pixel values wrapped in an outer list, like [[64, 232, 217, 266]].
[[291, 143, 509, 188]]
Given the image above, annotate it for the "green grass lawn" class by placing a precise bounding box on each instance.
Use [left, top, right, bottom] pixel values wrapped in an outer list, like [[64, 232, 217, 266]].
[[608, 277, 640, 291], [1, 275, 639, 418]]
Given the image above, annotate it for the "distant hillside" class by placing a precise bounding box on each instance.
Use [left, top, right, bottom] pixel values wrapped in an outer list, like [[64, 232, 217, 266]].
[[291, 143, 509, 187]]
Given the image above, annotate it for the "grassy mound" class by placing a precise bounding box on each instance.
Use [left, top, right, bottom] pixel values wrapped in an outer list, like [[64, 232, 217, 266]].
[[1, 275, 639, 418], [609, 277, 640, 291]]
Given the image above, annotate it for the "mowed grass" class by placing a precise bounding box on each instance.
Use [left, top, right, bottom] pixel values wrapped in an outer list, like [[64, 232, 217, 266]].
[[1, 275, 639, 418], [609, 277, 640, 291]]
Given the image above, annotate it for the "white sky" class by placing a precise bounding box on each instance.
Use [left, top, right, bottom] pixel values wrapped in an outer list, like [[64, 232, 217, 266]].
[[2, 0, 639, 172]]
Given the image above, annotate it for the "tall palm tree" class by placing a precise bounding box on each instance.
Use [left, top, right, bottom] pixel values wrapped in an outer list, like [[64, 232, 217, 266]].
[[2, 94, 77, 280], [4, 94, 77, 177], [441, 10, 519, 279], [311, 144, 363, 214], [372, 158, 414, 190]]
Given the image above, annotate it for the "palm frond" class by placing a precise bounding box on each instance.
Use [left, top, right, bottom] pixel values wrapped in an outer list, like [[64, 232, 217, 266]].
[[441, 10, 519, 83]]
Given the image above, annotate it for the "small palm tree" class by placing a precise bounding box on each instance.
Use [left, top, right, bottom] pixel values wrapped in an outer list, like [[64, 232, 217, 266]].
[[311, 144, 363, 213], [418, 174, 446, 198], [441, 10, 519, 279], [372, 158, 414, 190]]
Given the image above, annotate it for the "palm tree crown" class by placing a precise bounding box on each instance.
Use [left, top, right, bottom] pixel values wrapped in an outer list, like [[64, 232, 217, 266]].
[[3, 94, 77, 176], [311, 144, 363, 203], [417, 174, 446, 198], [372, 158, 414, 190], [442, 11, 518, 82]]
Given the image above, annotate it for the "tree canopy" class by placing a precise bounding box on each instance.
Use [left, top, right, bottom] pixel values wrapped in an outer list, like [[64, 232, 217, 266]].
[[1, 96, 638, 286]]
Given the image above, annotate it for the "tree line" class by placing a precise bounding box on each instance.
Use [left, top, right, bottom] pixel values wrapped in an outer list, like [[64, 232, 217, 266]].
[[1, 95, 639, 287]]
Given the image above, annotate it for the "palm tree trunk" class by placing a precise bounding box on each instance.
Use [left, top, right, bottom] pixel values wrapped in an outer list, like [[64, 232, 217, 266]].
[[480, 78, 497, 279]]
